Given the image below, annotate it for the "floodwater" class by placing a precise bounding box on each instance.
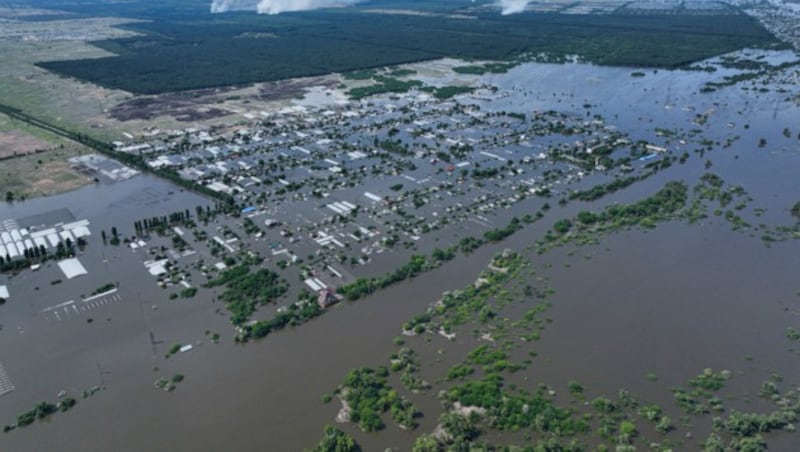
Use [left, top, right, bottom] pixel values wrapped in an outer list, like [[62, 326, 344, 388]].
[[0, 198, 511, 451], [2, 198, 797, 451], [2, 52, 800, 450], [529, 222, 800, 449]]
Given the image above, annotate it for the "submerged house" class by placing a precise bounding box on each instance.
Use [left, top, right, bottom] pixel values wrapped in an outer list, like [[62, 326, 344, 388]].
[[317, 288, 343, 308]]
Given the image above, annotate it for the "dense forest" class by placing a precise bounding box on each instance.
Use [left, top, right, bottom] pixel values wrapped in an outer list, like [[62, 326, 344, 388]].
[[34, 5, 780, 94]]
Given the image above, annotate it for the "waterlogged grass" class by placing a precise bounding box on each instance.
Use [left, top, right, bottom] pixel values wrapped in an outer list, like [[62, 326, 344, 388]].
[[347, 77, 423, 100], [421, 85, 475, 99]]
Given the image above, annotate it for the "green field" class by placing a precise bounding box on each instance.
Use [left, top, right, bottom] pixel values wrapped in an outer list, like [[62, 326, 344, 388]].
[[34, 7, 781, 94]]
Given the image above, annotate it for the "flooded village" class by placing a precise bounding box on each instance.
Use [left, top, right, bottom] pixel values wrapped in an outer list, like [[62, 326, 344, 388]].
[[0, 44, 799, 450]]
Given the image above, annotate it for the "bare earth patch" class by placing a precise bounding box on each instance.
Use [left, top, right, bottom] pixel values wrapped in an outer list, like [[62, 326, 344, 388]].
[[0, 145, 91, 199], [29, 160, 89, 196], [256, 76, 339, 102], [108, 87, 239, 122], [0, 131, 52, 158]]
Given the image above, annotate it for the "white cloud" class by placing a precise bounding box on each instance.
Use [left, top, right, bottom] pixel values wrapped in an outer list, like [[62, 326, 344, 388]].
[[210, 0, 361, 14], [497, 0, 529, 15]]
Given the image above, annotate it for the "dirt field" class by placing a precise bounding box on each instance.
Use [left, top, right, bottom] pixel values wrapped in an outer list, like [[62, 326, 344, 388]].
[[256, 76, 339, 101], [0, 112, 65, 157], [108, 87, 238, 122], [0, 147, 91, 199], [29, 159, 90, 195], [0, 113, 91, 199], [0, 130, 52, 158]]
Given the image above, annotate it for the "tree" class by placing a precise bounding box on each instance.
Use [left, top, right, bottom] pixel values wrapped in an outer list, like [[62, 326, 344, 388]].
[[554, 219, 572, 234], [412, 434, 440, 452], [34, 401, 57, 419], [656, 416, 672, 434], [440, 412, 479, 442], [577, 211, 597, 225], [791, 201, 800, 220], [702, 433, 725, 452], [619, 420, 637, 441], [357, 407, 384, 432], [311, 425, 360, 452]]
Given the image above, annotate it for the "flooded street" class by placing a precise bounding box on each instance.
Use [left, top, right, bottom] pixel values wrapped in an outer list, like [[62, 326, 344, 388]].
[[1, 52, 800, 450]]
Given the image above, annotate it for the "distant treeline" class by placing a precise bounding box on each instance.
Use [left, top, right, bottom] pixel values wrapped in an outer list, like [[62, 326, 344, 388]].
[[37, 10, 780, 94]]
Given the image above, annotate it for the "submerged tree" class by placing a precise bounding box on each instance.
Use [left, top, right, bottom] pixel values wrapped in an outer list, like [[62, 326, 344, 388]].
[[310, 425, 360, 452], [791, 201, 800, 221]]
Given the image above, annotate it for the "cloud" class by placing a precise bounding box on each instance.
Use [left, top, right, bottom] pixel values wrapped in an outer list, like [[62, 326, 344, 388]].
[[497, 0, 529, 15], [210, 0, 361, 14], [212, 0, 529, 16], [210, 0, 256, 13]]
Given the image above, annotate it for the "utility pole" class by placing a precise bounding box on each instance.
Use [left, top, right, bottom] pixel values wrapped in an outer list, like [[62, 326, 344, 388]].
[[96, 361, 105, 388], [137, 291, 158, 360]]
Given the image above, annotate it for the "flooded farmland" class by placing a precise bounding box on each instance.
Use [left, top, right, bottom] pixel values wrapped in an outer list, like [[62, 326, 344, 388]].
[[1, 51, 800, 451]]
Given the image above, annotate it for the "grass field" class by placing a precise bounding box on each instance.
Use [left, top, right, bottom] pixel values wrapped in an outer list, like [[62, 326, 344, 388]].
[[0, 35, 134, 141]]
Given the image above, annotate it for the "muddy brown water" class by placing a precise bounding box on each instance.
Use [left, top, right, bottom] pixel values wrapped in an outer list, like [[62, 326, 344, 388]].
[[2, 54, 800, 450], [2, 199, 798, 451]]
